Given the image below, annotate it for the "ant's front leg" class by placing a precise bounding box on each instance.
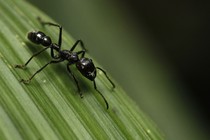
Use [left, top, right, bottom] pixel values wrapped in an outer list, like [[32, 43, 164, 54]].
[[96, 67, 115, 89], [93, 80, 109, 109]]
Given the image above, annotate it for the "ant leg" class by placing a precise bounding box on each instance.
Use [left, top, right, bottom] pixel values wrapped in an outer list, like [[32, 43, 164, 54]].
[[70, 40, 87, 52], [66, 63, 83, 98], [77, 50, 86, 58], [93, 80, 109, 109], [20, 59, 63, 84], [15, 47, 49, 69], [96, 67, 115, 89], [50, 47, 60, 59], [37, 17, 62, 46]]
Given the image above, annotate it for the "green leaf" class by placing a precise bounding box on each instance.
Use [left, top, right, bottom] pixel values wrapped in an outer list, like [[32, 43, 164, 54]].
[[0, 0, 164, 139]]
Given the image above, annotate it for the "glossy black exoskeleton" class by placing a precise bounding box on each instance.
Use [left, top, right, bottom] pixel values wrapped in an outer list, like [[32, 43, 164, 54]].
[[15, 17, 115, 109]]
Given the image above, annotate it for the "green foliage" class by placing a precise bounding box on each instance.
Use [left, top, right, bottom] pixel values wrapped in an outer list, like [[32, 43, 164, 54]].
[[0, 0, 164, 139]]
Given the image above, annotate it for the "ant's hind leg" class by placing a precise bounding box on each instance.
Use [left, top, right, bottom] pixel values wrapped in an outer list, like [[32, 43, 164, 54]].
[[20, 59, 63, 84], [37, 17, 62, 47], [14, 47, 49, 69]]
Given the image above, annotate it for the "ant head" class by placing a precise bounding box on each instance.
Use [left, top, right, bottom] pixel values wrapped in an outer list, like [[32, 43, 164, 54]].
[[76, 58, 96, 81]]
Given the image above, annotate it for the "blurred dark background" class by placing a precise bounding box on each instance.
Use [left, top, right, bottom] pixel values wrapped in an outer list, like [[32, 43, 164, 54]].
[[27, 0, 210, 139], [122, 0, 210, 129], [118, 0, 210, 128]]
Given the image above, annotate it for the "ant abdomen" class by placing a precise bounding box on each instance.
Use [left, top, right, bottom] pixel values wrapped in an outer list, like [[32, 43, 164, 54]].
[[28, 31, 52, 46]]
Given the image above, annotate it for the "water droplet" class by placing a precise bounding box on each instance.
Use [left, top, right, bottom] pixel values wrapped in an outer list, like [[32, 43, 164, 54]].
[[147, 129, 151, 133], [99, 71, 103, 75]]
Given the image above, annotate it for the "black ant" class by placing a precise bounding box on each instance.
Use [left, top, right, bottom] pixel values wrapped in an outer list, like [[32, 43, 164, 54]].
[[15, 17, 115, 109]]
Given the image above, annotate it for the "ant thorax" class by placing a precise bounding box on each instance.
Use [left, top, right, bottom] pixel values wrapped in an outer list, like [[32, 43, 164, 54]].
[[59, 50, 79, 63]]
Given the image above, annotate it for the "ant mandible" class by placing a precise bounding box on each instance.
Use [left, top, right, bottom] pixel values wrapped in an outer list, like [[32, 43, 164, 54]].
[[15, 17, 115, 109]]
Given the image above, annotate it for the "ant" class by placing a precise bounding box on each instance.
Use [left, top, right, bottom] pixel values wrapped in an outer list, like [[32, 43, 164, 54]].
[[15, 17, 115, 109]]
